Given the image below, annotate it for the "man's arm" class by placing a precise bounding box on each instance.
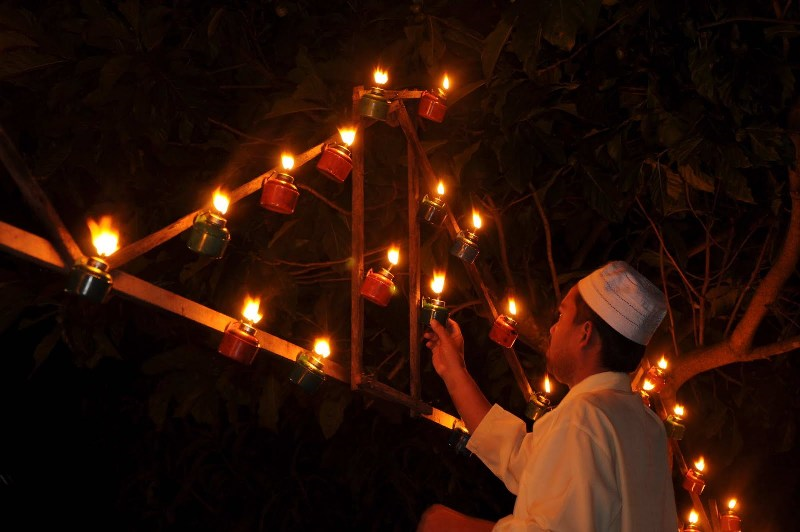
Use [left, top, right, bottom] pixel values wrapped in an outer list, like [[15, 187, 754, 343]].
[[425, 319, 492, 432], [417, 504, 495, 532]]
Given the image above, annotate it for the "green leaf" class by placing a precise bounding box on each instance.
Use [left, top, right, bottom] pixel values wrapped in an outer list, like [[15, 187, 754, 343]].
[[318, 386, 351, 439], [678, 164, 714, 193], [482, 14, 515, 80], [721, 170, 755, 204], [0, 30, 37, 51], [141, 6, 172, 50], [0, 49, 63, 80]]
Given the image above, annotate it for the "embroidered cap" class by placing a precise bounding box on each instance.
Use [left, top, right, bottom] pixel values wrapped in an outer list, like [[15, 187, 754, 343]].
[[577, 261, 666, 345]]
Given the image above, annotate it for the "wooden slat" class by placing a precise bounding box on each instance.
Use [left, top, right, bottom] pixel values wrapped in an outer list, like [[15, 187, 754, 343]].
[[0, 127, 84, 267], [394, 105, 534, 400], [350, 86, 365, 390], [107, 139, 330, 269], [407, 114, 422, 405], [358, 376, 432, 414]]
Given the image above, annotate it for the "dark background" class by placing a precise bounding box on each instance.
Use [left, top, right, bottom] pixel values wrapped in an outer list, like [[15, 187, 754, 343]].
[[1, 1, 799, 530]]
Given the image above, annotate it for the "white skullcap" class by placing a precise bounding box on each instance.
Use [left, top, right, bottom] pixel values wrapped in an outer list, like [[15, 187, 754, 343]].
[[577, 261, 666, 345]]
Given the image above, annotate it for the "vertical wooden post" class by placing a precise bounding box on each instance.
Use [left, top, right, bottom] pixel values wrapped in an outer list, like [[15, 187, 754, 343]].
[[350, 87, 365, 390], [406, 103, 422, 404]]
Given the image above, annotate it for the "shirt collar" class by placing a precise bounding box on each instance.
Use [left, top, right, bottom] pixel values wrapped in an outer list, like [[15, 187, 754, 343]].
[[559, 371, 632, 405]]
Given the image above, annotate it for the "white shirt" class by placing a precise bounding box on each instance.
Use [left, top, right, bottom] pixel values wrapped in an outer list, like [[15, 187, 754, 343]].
[[467, 372, 677, 531]]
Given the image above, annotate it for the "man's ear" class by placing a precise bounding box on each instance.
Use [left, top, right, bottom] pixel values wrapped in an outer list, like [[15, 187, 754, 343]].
[[579, 321, 593, 345]]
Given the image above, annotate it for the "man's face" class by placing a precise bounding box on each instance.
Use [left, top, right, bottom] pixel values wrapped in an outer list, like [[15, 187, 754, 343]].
[[546, 286, 583, 386]]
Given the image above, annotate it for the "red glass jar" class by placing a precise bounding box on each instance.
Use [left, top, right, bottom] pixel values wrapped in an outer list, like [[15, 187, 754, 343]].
[[218, 321, 260, 365], [260, 172, 299, 214], [360, 268, 395, 307], [489, 315, 518, 348], [317, 143, 353, 183], [418, 88, 447, 123]]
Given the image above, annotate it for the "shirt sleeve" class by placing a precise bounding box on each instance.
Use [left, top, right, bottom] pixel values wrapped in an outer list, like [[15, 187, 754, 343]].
[[466, 404, 530, 495], [468, 404, 621, 531]]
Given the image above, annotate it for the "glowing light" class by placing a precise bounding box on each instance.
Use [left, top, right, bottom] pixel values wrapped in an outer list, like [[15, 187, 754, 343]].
[[242, 297, 262, 324], [727, 499, 737, 511], [688, 510, 699, 525], [339, 128, 356, 146], [544, 375, 551, 394], [87, 216, 120, 257], [313, 339, 331, 359], [694, 457, 705, 473], [508, 298, 517, 316], [281, 153, 294, 171], [442, 74, 450, 91], [642, 379, 655, 391], [431, 273, 445, 295], [373, 68, 388, 85], [673, 404, 685, 418], [436, 181, 445, 196], [212, 188, 230, 215], [472, 210, 482, 230], [658, 356, 668, 370], [387, 247, 399, 266]]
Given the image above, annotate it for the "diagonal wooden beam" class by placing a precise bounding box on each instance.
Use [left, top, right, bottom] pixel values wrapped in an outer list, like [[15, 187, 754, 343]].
[[107, 137, 334, 269], [0, 126, 84, 267], [394, 103, 534, 401]]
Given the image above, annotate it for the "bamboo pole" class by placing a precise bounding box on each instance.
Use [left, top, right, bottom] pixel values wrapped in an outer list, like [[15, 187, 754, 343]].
[[0, 126, 84, 267]]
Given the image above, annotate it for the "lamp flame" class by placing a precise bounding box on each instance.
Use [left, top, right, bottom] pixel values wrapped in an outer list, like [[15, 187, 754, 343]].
[[373, 68, 388, 86], [727, 499, 737, 511], [87, 216, 120, 257], [508, 298, 517, 316], [281, 153, 294, 171], [387, 247, 399, 266], [472, 210, 482, 230], [544, 375, 551, 394], [658, 356, 668, 370], [436, 181, 445, 196], [431, 273, 445, 295], [339, 128, 356, 146], [212, 188, 230, 215], [694, 457, 705, 473], [642, 379, 655, 391], [688, 510, 699, 525], [241, 297, 262, 324], [313, 339, 331, 359], [673, 404, 685, 417], [442, 74, 450, 91]]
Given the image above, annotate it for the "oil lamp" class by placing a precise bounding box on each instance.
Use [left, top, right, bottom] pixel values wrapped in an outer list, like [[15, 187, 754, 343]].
[[639, 378, 655, 408], [359, 68, 390, 120], [360, 246, 399, 307], [645, 356, 669, 394], [450, 210, 482, 264], [317, 127, 356, 183], [664, 404, 686, 440], [719, 499, 741, 532], [289, 338, 331, 393], [448, 423, 472, 457], [260, 153, 299, 214], [420, 272, 448, 326], [65, 216, 119, 303], [418, 74, 450, 123], [683, 510, 701, 531], [489, 297, 519, 348], [217, 296, 262, 365], [187, 188, 231, 259], [682, 457, 706, 495], [417, 181, 447, 226], [525, 375, 552, 422]]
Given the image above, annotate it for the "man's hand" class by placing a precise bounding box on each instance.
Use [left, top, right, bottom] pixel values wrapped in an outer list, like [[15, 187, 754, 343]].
[[423, 318, 466, 380]]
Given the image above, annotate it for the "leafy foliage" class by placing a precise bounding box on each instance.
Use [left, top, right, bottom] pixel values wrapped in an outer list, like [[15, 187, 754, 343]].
[[2, 0, 800, 529]]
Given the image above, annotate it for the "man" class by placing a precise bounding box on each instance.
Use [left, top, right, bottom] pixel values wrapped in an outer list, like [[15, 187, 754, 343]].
[[418, 261, 677, 531]]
